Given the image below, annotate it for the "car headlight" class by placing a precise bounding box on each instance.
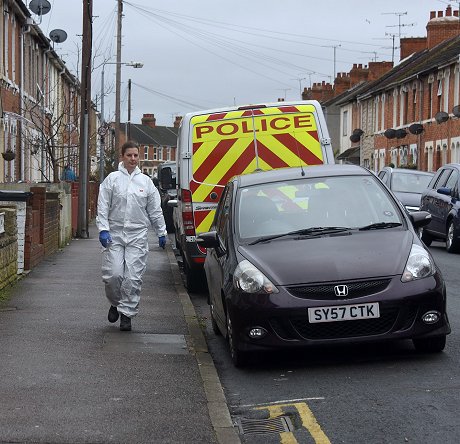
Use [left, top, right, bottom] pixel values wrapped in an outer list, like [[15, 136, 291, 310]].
[[401, 244, 435, 282], [233, 260, 279, 294]]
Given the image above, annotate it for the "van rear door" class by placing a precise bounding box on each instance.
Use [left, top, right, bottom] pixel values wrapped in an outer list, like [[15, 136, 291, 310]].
[[189, 103, 330, 234]]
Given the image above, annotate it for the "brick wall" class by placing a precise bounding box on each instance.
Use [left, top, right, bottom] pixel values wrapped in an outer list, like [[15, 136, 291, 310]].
[[43, 192, 60, 257], [24, 191, 44, 271], [0, 208, 18, 291]]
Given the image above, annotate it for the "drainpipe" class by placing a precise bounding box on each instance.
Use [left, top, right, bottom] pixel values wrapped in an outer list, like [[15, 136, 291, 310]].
[[20, 18, 33, 181], [417, 75, 423, 170], [41, 48, 52, 180]]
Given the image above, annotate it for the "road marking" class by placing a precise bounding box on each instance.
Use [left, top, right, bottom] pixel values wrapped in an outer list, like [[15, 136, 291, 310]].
[[294, 402, 331, 444], [231, 397, 325, 408], [255, 401, 331, 444], [267, 404, 297, 444]]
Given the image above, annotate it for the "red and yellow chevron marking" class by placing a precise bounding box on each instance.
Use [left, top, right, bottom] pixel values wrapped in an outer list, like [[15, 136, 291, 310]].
[[190, 104, 324, 234]]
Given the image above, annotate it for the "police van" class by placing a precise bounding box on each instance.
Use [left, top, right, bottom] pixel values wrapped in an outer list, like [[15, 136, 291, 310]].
[[167, 100, 335, 291]]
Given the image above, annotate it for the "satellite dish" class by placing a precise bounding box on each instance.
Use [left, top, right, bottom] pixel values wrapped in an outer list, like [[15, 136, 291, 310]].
[[350, 133, 361, 143], [384, 128, 396, 139], [395, 129, 407, 139], [409, 123, 424, 135], [29, 0, 51, 15], [49, 29, 67, 44], [452, 105, 460, 118], [435, 111, 449, 124]]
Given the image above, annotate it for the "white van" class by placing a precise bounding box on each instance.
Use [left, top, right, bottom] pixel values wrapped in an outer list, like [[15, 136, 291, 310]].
[[168, 100, 335, 290]]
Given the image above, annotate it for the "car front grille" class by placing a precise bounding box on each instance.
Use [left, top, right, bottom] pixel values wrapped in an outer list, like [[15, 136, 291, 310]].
[[269, 304, 418, 341], [286, 279, 391, 300]]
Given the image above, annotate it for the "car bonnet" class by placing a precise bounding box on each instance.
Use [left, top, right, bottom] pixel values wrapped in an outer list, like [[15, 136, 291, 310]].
[[237, 230, 414, 286]]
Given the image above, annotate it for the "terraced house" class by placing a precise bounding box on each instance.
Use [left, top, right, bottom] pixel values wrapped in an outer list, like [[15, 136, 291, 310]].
[[1, 0, 82, 184], [336, 6, 460, 172]]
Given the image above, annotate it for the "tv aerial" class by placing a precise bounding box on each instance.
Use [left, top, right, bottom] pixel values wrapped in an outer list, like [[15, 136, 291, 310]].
[[49, 29, 68, 47], [29, 0, 51, 24]]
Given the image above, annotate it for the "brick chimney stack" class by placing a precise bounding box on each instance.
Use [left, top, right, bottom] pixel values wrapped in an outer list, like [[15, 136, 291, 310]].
[[333, 72, 352, 96], [399, 37, 427, 60], [367, 61, 393, 81], [349, 64, 369, 84], [427, 6, 460, 49], [301, 81, 333, 102], [141, 113, 156, 128]]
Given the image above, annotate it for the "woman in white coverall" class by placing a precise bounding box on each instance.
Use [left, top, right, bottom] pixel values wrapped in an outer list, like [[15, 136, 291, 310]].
[[96, 141, 167, 331]]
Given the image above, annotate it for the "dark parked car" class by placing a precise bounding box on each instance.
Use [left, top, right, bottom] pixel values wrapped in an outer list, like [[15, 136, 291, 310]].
[[156, 161, 177, 233], [378, 167, 434, 212], [420, 163, 460, 253], [197, 165, 450, 366]]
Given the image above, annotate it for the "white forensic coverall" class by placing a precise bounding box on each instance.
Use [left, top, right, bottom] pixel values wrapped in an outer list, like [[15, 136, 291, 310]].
[[96, 162, 167, 318]]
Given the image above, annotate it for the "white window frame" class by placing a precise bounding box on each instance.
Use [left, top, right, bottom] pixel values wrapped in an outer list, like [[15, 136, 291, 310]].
[[144, 146, 148, 160], [380, 94, 385, 131], [342, 110, 348, 136], [454, 63, 460, 107], [437, 80, 442, 97], [374, 96, 379, 132], [443, 69, 450, 112], [379, 149, 386, 171], [426, 144, 434, 172], [410, 143, 418, 166], [393, 89, 398, 128]]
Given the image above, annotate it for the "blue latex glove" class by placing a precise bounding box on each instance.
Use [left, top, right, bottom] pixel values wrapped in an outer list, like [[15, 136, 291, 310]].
[[99, 230, 112, 248], [159, 236, 166, 249]]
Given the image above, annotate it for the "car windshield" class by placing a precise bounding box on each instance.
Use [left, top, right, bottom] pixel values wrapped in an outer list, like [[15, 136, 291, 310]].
[[237, 175, 403, 240], [390, 172, 432, 193]]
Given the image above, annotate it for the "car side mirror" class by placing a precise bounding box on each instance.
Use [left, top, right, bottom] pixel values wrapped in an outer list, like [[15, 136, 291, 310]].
[[167, 199, 178, 208], [437, 187, 452, 196], [409, 211, 431, 229], [196, 231, 220, 249]]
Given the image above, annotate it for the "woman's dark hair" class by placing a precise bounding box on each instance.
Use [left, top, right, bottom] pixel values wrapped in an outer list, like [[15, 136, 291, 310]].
[[121, 140, 139, 155]]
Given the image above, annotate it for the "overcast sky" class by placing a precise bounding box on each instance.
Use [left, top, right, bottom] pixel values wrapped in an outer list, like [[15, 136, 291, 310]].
[[36, 0, 453, 127]]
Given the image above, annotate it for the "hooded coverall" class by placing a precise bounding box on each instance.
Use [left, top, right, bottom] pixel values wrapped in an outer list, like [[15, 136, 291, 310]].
[[96, 162, 167, 318]]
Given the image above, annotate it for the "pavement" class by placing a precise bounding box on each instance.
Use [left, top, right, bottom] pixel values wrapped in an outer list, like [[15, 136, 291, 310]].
[[0, 225, 241, 444]]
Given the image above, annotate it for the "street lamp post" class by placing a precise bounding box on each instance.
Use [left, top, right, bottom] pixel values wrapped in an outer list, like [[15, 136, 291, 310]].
[[99, 61, 143, 182]]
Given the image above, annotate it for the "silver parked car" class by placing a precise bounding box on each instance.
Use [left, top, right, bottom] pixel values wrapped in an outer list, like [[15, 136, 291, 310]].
[[378, 167, 434, 212]]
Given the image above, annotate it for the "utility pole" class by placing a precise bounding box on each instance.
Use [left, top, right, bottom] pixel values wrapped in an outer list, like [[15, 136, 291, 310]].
[[77, 0, 92, 238], [291, 77, 306, 97], [127, 78, 131, 140], [321, 44, 341, 81], [385, 32, 398, 64], [99, 68, 106, 182], [114, 0, 123, 154]]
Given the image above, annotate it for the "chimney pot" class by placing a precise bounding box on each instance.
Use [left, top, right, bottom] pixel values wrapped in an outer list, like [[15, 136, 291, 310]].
[[446, 5, 452, 16], [454, 10, 459, 17], [430, 11, 436, 19], [437, 11, 443, 18]]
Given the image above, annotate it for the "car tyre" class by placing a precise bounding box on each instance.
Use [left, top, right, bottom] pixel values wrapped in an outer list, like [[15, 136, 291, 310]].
[[446, 220, 460, 253], [183, 259, 206, 293], [226, 310, 247, 367], [210, 303, 221, 335], [421, 228, 433, 247], [413, 335, 446, 353]]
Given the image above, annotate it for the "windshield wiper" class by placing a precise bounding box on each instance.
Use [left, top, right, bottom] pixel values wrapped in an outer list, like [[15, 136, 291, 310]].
[[248, 227, 350, 245], [359, 222, 402, 231]]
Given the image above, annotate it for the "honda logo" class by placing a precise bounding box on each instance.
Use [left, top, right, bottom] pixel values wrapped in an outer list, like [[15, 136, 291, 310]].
[[334, 285, 348, 297]]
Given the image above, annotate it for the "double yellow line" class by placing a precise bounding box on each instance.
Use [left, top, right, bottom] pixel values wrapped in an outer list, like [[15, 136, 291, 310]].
[[255, 401, 331, 444]]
